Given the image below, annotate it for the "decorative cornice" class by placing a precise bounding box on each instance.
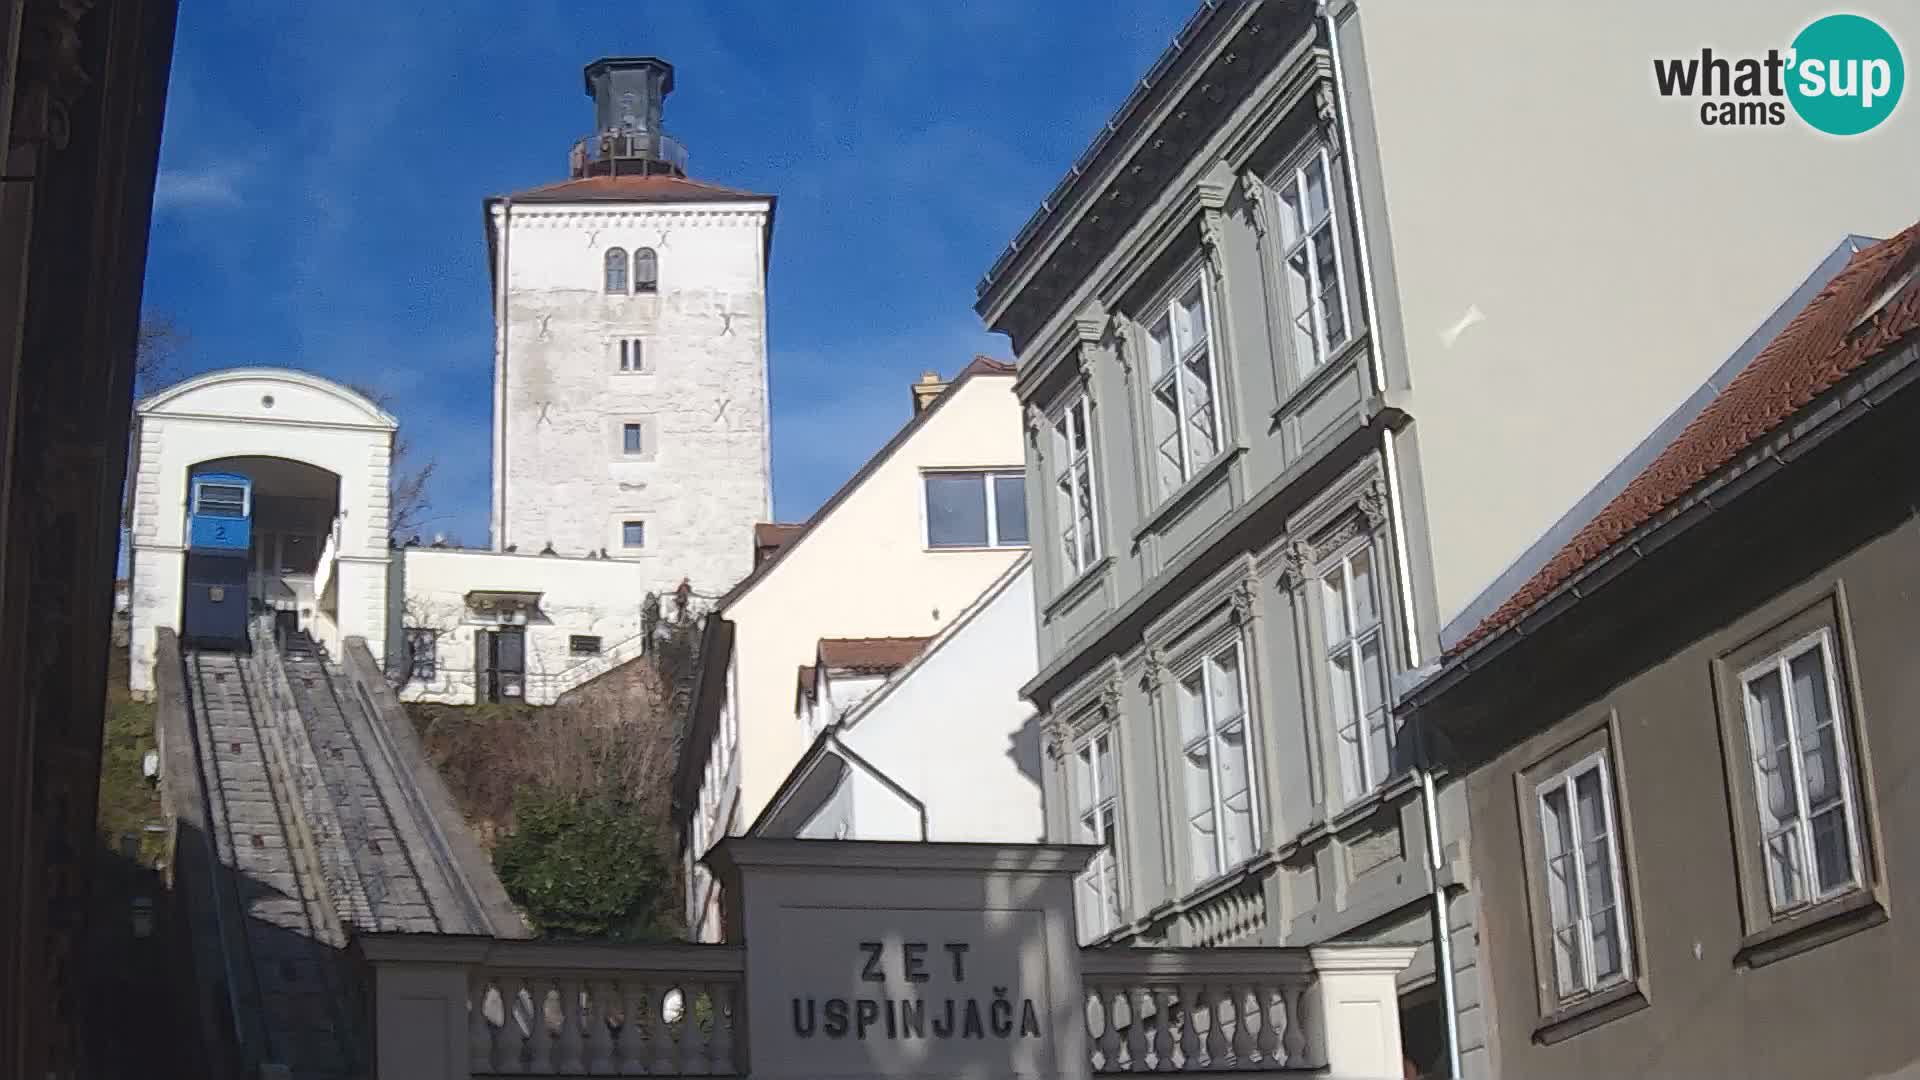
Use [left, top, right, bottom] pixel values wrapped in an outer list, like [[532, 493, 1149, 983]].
[[1109, 314, 1134, 380], [1143, 646, 1169, 694], [11, 0, 96, 152], [1313, 81, 1341, 153], [1196, 161, 1235, 262], [1024, 404, 1048, 447], [1229, 577, 1259, 625], [1099, 676, 1123, 720], [1071, 301, 1111, 347], [1042, 716, 1071, 763]]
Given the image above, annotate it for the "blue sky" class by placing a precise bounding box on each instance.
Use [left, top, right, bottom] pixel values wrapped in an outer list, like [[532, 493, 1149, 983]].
[[143, 2, 1194, 545]]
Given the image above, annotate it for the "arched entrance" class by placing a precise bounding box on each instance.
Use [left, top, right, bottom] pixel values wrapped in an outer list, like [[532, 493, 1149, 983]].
[[190, 454, 343, 637]]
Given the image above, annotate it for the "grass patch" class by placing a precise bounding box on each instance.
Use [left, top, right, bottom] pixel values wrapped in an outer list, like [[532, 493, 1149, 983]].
[[97, 644, 165, 865]]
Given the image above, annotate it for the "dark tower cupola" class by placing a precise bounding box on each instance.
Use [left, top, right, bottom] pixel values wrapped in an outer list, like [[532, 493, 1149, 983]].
[[571, 56, 688, 179]]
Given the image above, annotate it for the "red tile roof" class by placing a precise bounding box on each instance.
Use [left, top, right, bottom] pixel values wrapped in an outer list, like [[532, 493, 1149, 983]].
[[1451, 221, 1920, 658], [959, 355, 1016, 377], [795, 664, 818, 700], [754, 522, 805, 564], [816, 637, 932, 675], [505, 174, 771, 204]]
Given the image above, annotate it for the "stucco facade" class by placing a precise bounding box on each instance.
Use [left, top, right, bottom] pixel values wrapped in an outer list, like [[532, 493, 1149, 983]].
[[755, 557, 1045, 847], [488, 188, 773, 600], [128, 368, 397, 698], [676, 365, 1029, 942], [1332, 0, 1920, 644]]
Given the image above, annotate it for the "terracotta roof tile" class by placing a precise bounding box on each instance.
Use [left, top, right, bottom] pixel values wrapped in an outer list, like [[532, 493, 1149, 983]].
[[959, 355, 1016, 377], [754, 522, 805, 564], [504, 174, 771, 204], [1450, 221, 1920, 659], [796, 664, 817, 697], [816, 637, 932, 674]]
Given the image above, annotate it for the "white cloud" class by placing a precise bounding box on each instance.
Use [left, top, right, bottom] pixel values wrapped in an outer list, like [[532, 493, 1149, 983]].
[[153, 161, 250, 210]]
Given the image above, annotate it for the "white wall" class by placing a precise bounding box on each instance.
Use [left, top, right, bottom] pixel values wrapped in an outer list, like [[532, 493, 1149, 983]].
[[1345, 0, 1920, 628], [722, 372, 1028, 833], [127, 369, 395, 697], [492, 199, 772, 600], [829, 560, 1044, 844], [392, 546, 654, 706]]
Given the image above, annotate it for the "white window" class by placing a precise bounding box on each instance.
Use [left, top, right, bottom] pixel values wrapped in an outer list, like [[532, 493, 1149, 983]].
[[1536, 751, 1633, 1001], [1176, 640, 1258, 883], [1072, 727, 1123, 941], [1274, 147, 1351, 379], [924, 470, 1028, 549], [1738, 630, 1865, 915], [1050, 390, 1102, 578], [1145, 274, 1224, 497], [1322, 542, 1393, 802], [617, 338, 645, 371]]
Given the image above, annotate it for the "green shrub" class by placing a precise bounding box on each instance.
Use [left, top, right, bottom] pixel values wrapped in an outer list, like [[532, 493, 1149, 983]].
[[493, 786, 678, 941]]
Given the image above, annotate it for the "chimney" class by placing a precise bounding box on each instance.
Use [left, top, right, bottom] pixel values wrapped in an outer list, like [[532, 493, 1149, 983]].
[[911, 371, 947, 414], [579, 57, 686, 177]]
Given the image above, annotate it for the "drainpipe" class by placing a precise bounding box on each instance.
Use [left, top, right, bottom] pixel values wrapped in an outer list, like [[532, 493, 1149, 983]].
[[1322, 4, 1462, 1076]]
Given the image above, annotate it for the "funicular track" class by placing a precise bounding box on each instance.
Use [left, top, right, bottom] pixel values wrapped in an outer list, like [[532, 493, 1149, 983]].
[[183, 645, 357, 1079]]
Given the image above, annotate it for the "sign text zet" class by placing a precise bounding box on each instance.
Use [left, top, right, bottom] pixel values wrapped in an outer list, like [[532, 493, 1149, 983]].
[[790, 941, 1044, 1042]]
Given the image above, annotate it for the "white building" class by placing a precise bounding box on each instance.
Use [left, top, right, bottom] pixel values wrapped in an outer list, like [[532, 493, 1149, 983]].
[[752, 556, 1044, 847], [128, 56, 771, 707], [673, 358, 1029, 942], [488, 56, 772, 601]]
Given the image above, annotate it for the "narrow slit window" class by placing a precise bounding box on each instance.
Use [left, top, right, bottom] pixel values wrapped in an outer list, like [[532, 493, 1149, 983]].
[[623, 423, 644, 455]]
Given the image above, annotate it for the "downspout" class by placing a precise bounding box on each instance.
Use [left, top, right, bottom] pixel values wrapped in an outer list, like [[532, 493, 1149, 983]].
[[491, 198, 512, 551], [1323, 4, 1462, 1077]]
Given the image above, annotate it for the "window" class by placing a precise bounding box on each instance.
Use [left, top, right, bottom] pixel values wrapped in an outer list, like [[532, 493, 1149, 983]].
[[604, 247, 628, 294], [1145, 274, 1224, 497], [569, 635, 603, 656], [1737, 629, 1865, 915], [1176, 640, 1258, 883], [622, 520, 645, 548], [1050, 390, 1102, 577], [1322, 542, 1394, 803], [1534, 750, 1634, 1003], [1072, 727, 1123, 941], [1274, 147, 1351, 378], [404, 628, 438, 681], [623, 423, 644, 455], [924, 470, 1027, 549], [633, 247, 658, 293], [195, 482, 247, 518], [618, 338, 645, 372]]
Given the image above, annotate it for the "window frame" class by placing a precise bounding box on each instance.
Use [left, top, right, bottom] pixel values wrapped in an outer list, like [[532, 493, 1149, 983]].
[[616, 337, 646, 373], [621, 520, 646, 549], [1533, 749, 1635, 1002], [1048, 385, 1103, 582], [1135, 263, 1229, 502], [1264, 143, 1353, 382], [622, 422, 645, 457], [569, 634, 603, 657], [1169, 634, 1261, 888], [1514, 722, 1646, 1035], [604, 247, 628, 295], [1069, 719, 1126, 943], [1317, 532, 1396, 805], [633, 247, 659, 294], [922, 468, 1028, 550], [1712, 593, 1883, 964]]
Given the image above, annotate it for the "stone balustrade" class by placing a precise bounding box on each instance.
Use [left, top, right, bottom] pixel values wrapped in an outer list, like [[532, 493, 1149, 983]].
[[357, 934, 1413, 1080]]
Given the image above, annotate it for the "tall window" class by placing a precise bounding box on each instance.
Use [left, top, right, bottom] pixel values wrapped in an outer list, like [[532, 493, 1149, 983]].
[[623, 422, 644, 455], [1146, 274, 1223, 497], [1323, 541, 1393, 803], [618, 338, 645, 372], [1177, 640, 1257, 884], [604, 247, 629, 294], [1739, 630, 1864, 915], [1050, 390, 1102, 578], [924, 470, 1028, 549], [1073, 728, 1123, 942], [634, 247, 659, 293], [1275, 147, 1351, 378], [1536, 751, 1633, 1002]]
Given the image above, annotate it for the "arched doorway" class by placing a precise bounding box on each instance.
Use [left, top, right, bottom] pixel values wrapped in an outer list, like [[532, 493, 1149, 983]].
[[190, 455, 343, 639]]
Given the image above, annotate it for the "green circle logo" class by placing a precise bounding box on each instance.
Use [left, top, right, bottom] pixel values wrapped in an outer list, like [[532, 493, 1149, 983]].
[[1787, 14, 1904, 135]]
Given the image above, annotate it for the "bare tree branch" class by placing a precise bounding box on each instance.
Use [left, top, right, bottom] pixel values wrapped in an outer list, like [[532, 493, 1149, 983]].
[[344, 380, 439, 541], [135, 315, 186, 394]]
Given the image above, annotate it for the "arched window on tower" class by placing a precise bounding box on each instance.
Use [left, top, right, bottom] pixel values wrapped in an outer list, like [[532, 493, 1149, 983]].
[[604, 248, 628, 295], [633, 247, 658, 294]]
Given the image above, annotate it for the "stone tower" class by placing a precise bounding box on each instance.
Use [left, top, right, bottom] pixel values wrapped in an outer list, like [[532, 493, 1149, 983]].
[[486, 57, 774, 598]]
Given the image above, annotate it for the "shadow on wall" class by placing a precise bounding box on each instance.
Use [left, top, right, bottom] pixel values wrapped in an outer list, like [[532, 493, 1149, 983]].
[[1007, 712, 1043, 791]]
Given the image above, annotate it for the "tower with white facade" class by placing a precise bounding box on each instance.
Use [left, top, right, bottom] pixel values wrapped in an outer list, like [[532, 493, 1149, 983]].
[[487, 57, 773, 598]]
